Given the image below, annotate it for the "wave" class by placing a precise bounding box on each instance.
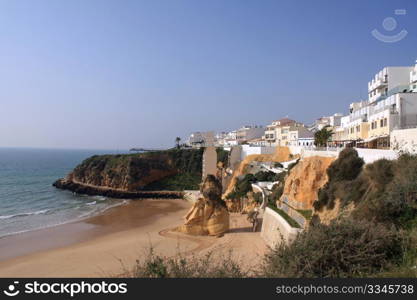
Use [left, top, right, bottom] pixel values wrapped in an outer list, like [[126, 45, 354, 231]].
[[0, 209, 50, 220], [0, 199, 130, 238], [86, 201, 96, 206]]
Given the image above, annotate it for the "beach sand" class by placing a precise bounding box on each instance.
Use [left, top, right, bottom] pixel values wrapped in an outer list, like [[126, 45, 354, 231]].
[[0, 199, 267, 277]]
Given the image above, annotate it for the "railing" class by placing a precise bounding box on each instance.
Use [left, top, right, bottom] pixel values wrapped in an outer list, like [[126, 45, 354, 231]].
[[301, 146, 342, 152]]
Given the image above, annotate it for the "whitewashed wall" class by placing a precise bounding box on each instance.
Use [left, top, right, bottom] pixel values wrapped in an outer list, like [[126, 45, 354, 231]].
[[391, 128, 417, 154], [354, 148, 398, 164], [261, 207, 302, 247], [240, 145, 275, 160]]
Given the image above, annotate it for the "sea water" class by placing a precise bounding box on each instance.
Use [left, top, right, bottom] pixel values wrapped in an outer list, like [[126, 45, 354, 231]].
[[0, 148, 130, 238]]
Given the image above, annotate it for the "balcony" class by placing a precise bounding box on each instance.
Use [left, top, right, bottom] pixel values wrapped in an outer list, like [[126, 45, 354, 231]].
[[368, 77, 387, 92], [411, 70, 417, 83], [369, 90, 386, 103]]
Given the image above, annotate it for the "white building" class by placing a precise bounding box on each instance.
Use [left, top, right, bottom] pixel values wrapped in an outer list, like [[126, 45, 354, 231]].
[[411, 61, 417, 92], [368, 66, 413, 103], [310, 113, 343, 132], [187, 131, 215, 148], [263, 118, 297, 146], [332, 59, 417, 149], [236, 125, 265, 144]]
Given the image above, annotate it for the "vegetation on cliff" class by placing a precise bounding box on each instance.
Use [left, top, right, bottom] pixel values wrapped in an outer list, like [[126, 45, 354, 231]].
[[313, 148, 417, 229], [262, 218, 404, 277], [67, 148, 204, 191]]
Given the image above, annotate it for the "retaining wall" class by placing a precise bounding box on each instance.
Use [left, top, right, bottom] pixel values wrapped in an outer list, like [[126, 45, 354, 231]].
[[261, 207, 302, 248]]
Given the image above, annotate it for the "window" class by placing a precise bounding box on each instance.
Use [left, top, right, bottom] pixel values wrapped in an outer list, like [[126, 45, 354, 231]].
[[380, 119, 384, 127], [356, 125, 360, 132], [383, 118, 387, 127]]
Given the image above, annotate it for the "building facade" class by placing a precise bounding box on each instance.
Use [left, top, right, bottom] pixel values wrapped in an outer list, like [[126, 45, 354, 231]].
[[332, 60, 417, 149]]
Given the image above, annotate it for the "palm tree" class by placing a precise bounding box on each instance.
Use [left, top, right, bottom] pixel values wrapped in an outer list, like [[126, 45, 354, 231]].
[[314, 126, 333, 147], [175, 137, 181, 149]]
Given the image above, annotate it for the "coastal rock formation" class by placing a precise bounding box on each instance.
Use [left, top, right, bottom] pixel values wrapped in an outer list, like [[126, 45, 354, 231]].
[[223, 146, 294, 197], [176, 175, 229, 236], [53, 149, 203, 197], [224, 191, 258, 213], [279, 156, 334, 210]]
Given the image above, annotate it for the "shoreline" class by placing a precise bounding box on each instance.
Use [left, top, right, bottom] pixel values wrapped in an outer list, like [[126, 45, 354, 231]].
[[0, 198, 186, 262], [0, 198, 267, 277], [53, 178, 185, 199]]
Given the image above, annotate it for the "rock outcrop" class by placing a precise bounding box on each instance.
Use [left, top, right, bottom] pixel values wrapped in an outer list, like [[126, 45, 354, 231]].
[[53, 149, 204, 197], [223, 146, 294, 197], [176, 175, 229, 236], [279, 156, 335, 210]]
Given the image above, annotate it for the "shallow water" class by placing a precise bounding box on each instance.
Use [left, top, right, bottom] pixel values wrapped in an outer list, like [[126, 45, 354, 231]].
[[0, 147, 129, 237]]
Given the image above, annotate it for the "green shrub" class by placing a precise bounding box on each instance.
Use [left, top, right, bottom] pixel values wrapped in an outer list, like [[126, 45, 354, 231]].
[[267, 205, 301, 229], [253, 192, 263, 204], [130, 248, 246, 278], [254, 171, 279, 182], [261, 218, 404, 277], [268, 183, 284, 206], [226, 174, 257, 200], [326, 148, 364, 182], [216, 148, 229, 166], [313, 149, 364, 210], [274, 162, 284, 168]]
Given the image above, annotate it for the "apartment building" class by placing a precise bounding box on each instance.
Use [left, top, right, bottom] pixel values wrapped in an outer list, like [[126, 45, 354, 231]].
[[289, 126, 314, 147], [278, 123, 312, 146], [188, 131, 215, 147], [311, 113, 343, 132], [236, 125, 264, 144], [216, 130, 238, 147], [263, 118, 297, 145], [332, 59, 417, 149], [368, 66, 413, 103], [411, 61, 417, 92]]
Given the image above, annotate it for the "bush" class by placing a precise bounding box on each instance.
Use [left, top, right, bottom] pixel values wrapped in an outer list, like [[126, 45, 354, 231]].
[[267, 205, 301, 229], [254, 171, 279, 182], [226, 174, 256, 200], [261, 218, 404, 277], [268, 183, 284, 206], [274, 162, 284, 168], [129, 248, 246, 278], [216, 148, 229, 167], [253, 192, 263, 204], [326, 148, 364, 182], [313, 149, 364, 210]]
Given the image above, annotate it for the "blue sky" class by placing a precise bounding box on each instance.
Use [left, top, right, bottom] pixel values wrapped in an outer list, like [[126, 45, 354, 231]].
[[0, 0, 416, 149]]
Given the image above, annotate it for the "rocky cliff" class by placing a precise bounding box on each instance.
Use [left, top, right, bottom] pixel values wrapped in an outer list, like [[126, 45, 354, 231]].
[[53, 149, 204, 197], [223, 146, 294, 197], [279, 156, 335, 210]]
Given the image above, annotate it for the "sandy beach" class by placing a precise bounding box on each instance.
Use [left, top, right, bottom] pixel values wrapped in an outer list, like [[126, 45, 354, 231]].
[[0, 198, 267, 277]]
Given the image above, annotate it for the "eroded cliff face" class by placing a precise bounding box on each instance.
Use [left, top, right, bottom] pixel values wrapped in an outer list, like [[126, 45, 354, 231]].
[[68, 153, 176, 191], [279, 156, 335, 210], [223, 146, 294, 197], [176, 175, 229, 236], [54, 149, 204, 195]]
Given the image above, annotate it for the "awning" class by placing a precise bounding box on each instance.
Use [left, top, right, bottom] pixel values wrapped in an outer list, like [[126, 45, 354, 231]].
[[362, 135, 389, 143]]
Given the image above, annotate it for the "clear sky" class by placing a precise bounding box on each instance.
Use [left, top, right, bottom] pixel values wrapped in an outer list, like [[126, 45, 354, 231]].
[[0, 0, 416, 150]]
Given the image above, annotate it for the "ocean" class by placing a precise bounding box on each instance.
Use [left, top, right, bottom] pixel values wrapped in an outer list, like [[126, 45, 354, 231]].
[[0, 148, 130, 238]]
